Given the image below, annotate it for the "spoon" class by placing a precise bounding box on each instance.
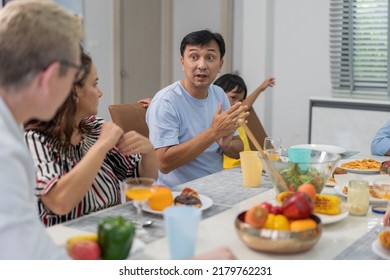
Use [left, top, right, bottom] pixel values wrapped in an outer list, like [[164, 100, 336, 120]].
[[142, 220, 154, 227]]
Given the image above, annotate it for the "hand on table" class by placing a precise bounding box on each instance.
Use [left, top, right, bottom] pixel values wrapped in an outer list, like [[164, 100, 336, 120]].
[[384, 208, 390, 227]]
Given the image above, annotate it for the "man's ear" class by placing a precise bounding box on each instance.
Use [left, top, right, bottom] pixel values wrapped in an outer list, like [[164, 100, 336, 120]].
[[37, 62, 61, 95], [181, 56, 184, 71], [218, 58, 224, 73]]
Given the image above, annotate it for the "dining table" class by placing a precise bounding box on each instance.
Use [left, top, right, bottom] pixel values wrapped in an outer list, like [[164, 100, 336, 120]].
[[46, 152, 390, 260]]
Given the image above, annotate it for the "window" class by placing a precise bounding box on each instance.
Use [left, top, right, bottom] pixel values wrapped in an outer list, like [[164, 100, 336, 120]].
[[330, 0, 389, 98]]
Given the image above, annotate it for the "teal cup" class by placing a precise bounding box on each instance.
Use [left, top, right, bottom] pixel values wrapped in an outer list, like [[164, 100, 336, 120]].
[[288, 148, 311, 170], [163, 205, 201, 259]]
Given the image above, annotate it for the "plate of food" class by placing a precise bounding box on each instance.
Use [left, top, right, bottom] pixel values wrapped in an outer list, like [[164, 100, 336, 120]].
[[139, 190, 213, 215], [290, 144, 346, 155], [326, 177, 337, 187], [326, 167, 348, 187], [316, 209, 348, 225], [334, 183, 388, 203], [372, 239, 390, 259], [338, 158, 381, 174]]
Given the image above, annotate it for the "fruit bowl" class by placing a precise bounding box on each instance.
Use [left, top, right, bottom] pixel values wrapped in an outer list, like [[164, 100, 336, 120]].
[[259, 149, 340, 194], [235, 211, 322, 254]]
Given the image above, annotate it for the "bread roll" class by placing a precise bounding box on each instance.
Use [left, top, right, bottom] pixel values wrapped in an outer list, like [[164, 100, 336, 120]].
[[379, 230, 390, 249]]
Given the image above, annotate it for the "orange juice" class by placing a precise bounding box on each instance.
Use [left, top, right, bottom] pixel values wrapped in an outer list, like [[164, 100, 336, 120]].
[[125, 188, 153, 201]]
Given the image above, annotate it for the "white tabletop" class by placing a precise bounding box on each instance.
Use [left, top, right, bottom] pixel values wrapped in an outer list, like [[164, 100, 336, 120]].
[[46, 153, 390, 260]]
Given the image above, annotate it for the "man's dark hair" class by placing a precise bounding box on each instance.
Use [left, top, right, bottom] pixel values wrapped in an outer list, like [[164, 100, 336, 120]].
[[180, 29, 225, 59]]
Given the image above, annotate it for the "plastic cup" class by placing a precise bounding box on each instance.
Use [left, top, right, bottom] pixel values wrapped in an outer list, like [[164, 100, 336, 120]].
[[163, 205, 201, 260], [288, 148, 311, 170], [240, 151, 263, 187]]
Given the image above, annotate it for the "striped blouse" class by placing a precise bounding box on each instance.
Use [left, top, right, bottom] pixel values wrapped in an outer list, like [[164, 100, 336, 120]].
[[24, 116, 141, 227]]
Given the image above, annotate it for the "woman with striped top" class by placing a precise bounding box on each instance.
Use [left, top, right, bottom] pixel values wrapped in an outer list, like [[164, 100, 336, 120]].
[[24, 49, 158, 226]]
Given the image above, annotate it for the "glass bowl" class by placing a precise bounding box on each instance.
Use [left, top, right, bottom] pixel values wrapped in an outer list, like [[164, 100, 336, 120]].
[[259, 149, 341, 194], [235, 211, 323, 254]]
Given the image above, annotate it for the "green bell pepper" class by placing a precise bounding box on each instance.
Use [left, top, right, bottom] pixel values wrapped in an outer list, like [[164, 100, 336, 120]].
[[98, 216, 136, 260]]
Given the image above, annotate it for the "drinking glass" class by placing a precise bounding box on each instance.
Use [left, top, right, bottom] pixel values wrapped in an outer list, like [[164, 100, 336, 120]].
[[263, 137, 282, 161], [123, 177, 156, 234], [348, 180, 369, 216]]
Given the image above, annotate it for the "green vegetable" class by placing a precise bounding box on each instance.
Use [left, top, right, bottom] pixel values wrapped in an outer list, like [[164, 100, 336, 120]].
[[280, 163, 326, 192], [98, 216, 136, 260]]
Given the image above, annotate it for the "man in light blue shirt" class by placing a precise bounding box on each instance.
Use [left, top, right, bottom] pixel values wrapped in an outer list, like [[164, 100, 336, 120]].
[[371, 118, 390, 156], [146, 30, 249, 188]]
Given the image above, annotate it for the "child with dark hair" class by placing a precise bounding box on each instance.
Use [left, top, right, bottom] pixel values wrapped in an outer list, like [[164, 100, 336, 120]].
[[214, 73, 275, 169]]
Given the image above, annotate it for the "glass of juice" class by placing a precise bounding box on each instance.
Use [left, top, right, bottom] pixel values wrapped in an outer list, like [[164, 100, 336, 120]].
[[124, 177, 156, 232]]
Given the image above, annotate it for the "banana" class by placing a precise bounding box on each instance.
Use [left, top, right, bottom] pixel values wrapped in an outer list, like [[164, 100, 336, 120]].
[[66, 234, 98, 251], [276, 191, 341, 215]]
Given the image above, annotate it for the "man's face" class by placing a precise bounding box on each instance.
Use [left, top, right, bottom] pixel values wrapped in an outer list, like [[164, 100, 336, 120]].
[[181, 40, 223, 92]]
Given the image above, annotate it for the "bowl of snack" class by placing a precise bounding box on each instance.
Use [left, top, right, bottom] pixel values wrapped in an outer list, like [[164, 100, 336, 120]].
[[234, 193, 323, 254], [259, 148, 341, 194]]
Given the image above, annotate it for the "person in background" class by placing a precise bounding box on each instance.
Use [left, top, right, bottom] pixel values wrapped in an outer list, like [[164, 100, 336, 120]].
[[371, 118, 390, 156], [24, 49, 158, 227], [213, 73, 275, 169], [384, 208, 390, 226], [0, 0, 83, 259], [146, 29, 249, 188]]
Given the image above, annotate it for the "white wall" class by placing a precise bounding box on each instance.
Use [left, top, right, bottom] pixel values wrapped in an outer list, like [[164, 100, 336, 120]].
[[80, 0, 333, 148], [271, 0, 331, 147], [172, 0, 223, 80], [83, 0, 116, 121]]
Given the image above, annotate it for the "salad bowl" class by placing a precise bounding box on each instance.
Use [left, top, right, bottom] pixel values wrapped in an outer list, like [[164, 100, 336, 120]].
[[259, 149, 341, 194]]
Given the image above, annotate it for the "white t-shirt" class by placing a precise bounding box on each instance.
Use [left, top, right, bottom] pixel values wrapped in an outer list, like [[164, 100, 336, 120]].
[[146, 81, 232, 188], [0, 97, 68, 259]]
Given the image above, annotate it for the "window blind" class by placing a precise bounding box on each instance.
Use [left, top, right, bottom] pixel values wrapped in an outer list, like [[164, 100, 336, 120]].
[[330, 0, 389, 97]]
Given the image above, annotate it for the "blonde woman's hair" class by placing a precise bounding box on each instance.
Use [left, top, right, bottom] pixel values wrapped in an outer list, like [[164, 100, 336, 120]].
[[0, 0, 84, 90]]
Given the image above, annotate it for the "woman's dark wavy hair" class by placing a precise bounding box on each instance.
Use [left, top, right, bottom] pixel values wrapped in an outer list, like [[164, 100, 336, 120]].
[[24, 48, 93, 152], [180, 29, 226, 59], [214, 73, 248, 99]]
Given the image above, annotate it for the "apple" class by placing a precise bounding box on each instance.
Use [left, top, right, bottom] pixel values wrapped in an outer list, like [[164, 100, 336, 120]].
[[68, 240, 101, 260], [270, 205, 283, 215], [282, 192, 313, 219], [259, 202, 273, 212]]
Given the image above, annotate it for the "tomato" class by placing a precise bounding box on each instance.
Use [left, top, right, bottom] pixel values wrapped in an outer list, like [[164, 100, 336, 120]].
[[245, 205, 269, 228], [297, 183, 316, 202]]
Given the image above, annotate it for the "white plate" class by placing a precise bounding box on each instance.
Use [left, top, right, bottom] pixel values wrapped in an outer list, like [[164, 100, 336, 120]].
[[138, 192, 213, 215], [334, 184, 387, 203], [290, 144, 346, 155], [372, 239, 390, 259], [316, 209, 348, 225], [337, 159, 381, 174]]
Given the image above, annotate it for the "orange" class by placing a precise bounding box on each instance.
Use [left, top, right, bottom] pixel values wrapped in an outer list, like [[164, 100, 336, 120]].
[[289, 218, 317, 231], [273, 214, 289, 230], [297, 183, 316, 202], [244, 205, 268, 228], [148, 186, 173, 211]]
